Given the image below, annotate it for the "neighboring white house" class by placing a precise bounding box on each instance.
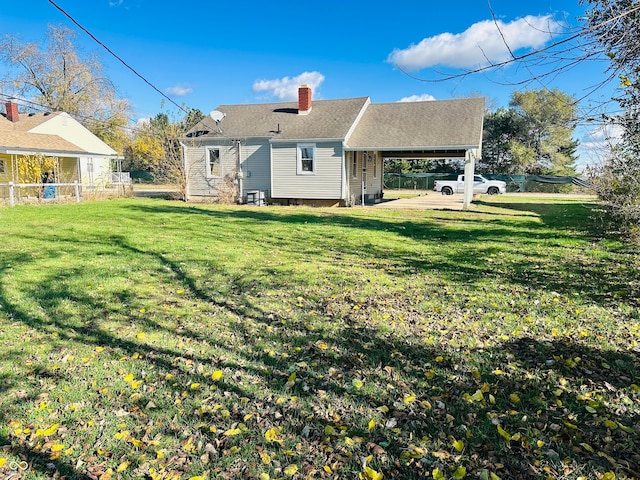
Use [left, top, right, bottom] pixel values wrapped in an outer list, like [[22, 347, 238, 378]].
[[183, 86, 484, 208], [0, 101, 121, 192]]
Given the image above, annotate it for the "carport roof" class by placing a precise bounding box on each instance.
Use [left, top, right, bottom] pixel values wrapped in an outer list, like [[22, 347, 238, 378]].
[[346, 97, 485, 151]]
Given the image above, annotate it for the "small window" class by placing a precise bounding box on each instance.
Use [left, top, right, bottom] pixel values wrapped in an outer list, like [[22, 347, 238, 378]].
[[351, 152, 357, 178], [206, 148, 221, 177], [372, 154, 377, 178], [297, 143, 316, 175], [0, 158, 5, 174]]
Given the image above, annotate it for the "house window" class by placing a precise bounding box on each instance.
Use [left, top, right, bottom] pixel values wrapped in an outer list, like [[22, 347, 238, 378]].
[[352, 152, 357, 178], [206, 147, 221, 177], [372, 154, 377, 178], [297, 143, 316, 175], [0, 158, 5, 174]]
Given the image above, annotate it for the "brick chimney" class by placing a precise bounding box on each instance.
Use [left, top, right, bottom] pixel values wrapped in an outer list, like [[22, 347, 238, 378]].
[[298, 85, 312, 115], [5, 101, 19, 122]]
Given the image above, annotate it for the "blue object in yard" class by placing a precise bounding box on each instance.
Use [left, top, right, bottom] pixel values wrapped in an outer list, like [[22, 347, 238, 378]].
[[43, 185, 56, 199]]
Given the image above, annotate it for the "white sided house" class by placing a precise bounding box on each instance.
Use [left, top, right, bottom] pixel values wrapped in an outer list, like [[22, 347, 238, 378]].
[[182, 86, 484, 207], [0, 101, 120, 192]]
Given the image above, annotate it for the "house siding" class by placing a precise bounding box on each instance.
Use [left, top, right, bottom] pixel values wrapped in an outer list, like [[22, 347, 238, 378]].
[[347, 151, 383, 204], [185, 141, 235, 197], [238, 140, 271, 198], [28, 113, 117, 156], [79, 156, 112, 187], [0, 154, 10, 182], [348, 151, 362, 204], [271, 141, 344, 199], [185, 139, 271, 199]]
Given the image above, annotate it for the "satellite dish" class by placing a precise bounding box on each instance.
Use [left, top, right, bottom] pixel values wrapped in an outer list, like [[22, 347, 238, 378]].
[[209, 110, 225, 123]]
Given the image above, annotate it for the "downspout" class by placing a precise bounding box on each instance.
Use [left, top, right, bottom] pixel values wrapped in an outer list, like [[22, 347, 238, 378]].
[[361, 151, 366, 207], [236, 140, 243, 204]]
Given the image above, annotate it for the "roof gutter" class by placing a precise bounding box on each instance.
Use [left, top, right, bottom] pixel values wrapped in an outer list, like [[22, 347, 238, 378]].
[[345, 145, 478, 151], [269, 137, 345, 144], [0, 148, 88, 157]]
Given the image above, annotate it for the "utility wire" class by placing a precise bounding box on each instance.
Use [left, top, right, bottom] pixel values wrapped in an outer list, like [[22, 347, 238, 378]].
[[1, 93, 153, 136], [47, 0, 188, 115]]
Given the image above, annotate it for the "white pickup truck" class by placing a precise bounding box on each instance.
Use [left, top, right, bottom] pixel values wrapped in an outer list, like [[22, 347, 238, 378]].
[[433, 174, 507, 195]]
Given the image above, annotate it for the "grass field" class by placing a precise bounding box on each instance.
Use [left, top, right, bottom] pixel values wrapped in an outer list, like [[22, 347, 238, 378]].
[[0, 196, 638, 480]]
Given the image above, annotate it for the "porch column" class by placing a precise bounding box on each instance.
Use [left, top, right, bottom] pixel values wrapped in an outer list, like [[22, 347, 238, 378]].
[[462, 149, 475, 209]]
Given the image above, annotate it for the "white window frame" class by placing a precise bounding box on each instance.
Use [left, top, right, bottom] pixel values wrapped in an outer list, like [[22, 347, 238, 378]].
[[206, 147, 222, 178], [296, 143, 316, 175]]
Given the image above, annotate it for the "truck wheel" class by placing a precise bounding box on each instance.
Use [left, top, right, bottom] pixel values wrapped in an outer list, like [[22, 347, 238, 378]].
[[487, 186, 499, 195], [441, 187, 453, 196]]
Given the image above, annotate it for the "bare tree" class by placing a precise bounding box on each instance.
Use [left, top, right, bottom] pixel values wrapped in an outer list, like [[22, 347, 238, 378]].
[[0, 25, 130, 151]]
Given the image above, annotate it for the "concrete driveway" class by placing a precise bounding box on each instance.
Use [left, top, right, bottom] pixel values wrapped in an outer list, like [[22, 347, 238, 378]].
[[371, 192, 473, 210]]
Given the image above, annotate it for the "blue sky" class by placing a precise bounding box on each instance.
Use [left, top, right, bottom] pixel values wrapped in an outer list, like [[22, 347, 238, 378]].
[[0, 0, 620, 169]]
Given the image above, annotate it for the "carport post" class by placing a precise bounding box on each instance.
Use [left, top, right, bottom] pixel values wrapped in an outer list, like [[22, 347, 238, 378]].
[[462, 150, 475, 209]]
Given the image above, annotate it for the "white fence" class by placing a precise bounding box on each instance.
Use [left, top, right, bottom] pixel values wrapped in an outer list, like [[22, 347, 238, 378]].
[[1, 181, 81, 206], [112, 172, 131, 184]]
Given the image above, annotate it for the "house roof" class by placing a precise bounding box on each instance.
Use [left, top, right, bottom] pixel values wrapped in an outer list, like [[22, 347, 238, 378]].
[[186, 95, 484, 152], [0, 111, 110, 156], [0, 111, 62, 132], [0, 130, 87, 154], [347, 98, 485, 150], [188, 97, 370, 140]]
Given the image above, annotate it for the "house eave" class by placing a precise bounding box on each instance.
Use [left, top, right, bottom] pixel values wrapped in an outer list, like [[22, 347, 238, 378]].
[[0, 147, 88, 157], [270, 137, 345, 144], [345, 144, 478, 151]]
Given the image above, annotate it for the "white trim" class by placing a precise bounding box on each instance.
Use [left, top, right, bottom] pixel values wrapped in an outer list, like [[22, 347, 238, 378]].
[[205, 146, 222, 178], [269, 143, 274, 199], [270, 137, 344, 144], [345, 145, 478, 151], [296, 143, 316, 175], [343, 97, 371, 144]]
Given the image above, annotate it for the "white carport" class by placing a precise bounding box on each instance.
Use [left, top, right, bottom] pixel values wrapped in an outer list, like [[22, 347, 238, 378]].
[[345, 98, 484, 209]]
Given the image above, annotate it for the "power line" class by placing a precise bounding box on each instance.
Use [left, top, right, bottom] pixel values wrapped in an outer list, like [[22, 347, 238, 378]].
[[47, 0, 188, 115], [0, 93, 148, 135]]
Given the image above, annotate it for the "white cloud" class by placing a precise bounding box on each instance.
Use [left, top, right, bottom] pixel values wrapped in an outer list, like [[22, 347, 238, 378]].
[[388, 15, 555, 71], [581, 123, 623, 151], [109, 0, 124, 6], [135, 117, 150, 127], [576, 123, 623, 170], [252, 71, 325, 101], [398, 94, 436, 102], [164, 85, 193, 97]]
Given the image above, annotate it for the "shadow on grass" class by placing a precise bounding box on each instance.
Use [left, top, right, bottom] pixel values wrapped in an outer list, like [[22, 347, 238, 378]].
[[0, 200, 638, 478], [125, 201, 640, 309]]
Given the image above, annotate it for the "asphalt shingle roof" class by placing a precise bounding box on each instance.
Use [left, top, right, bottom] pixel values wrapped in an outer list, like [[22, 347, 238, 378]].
[[189, 97, 370, 140], [187, 95, 484, 151], [1, 131, 87, 153], [0, 112, 61, 131], [347, 98, 485, 150]]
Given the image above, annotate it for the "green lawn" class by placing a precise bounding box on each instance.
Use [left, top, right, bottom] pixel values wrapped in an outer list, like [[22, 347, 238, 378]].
[[0, 197, 638, 480]]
